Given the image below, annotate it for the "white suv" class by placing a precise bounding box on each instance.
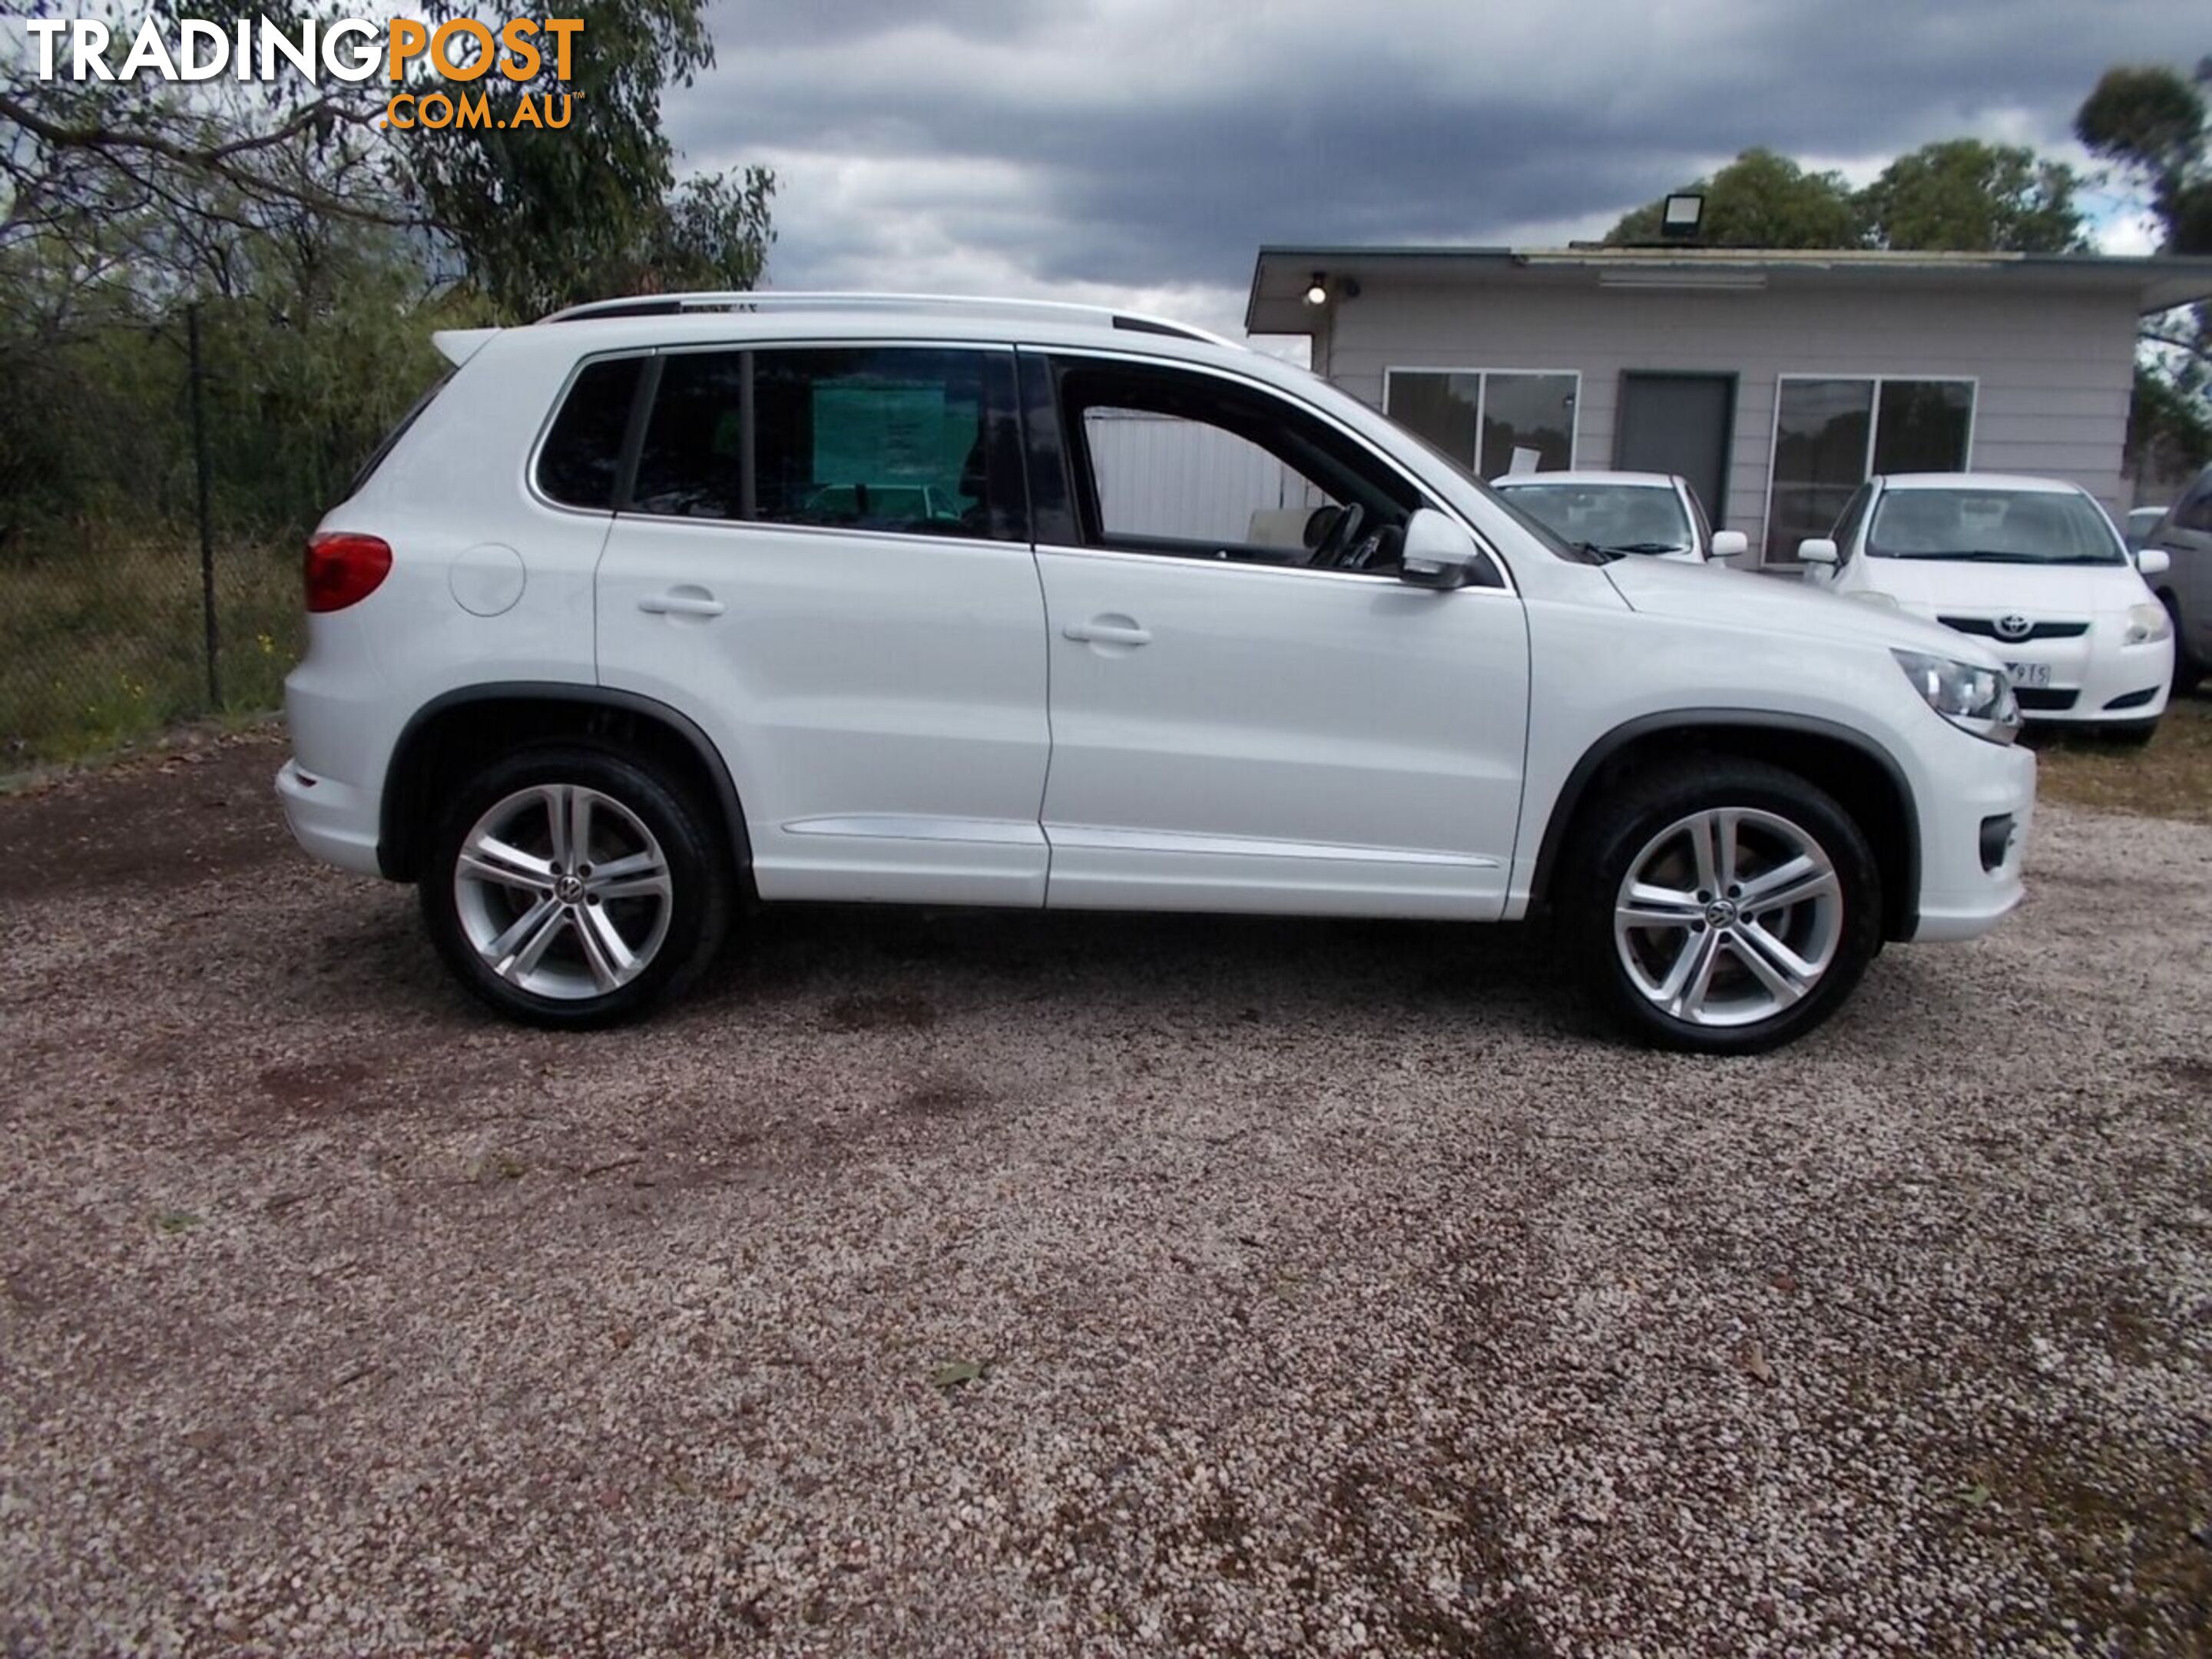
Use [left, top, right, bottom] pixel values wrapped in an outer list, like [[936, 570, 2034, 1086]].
[[278, 293, 2035, 1054]]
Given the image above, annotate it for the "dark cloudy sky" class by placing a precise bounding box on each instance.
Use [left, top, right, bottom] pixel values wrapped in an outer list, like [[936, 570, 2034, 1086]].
[[667, 0, 2207, 336]]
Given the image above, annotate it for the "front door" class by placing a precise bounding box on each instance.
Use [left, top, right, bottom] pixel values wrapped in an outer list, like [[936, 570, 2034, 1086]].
[[1030, 353, 1530, 919], [595, 343, 1051, 907], [1616, 373, 1737, 534]]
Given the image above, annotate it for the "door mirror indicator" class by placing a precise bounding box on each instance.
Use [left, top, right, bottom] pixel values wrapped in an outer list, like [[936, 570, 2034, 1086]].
[[1397, 508, 1481, 591]]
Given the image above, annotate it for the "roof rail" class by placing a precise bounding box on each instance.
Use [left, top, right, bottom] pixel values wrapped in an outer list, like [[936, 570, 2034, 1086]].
[[536, 290, 1243, 349]]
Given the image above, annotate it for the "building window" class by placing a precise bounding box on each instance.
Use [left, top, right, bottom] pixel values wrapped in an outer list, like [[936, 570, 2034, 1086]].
[[1767, 376, 1973, 561], [1384, 369, 1578, 480]]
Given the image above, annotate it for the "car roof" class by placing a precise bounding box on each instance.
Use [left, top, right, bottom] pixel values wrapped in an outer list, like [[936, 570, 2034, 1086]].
[[1875, 472, 2087, 495], [1492, 470, 1678, 489], [449, 291, 1247, 359]]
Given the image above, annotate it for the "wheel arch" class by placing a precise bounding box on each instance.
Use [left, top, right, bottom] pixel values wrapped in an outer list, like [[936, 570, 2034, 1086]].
[[1529, 710, 1921, 942], [379, 683, 753, 887]]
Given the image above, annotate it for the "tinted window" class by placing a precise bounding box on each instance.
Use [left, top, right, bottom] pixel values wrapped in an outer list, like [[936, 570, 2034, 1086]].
[[537, 356, 644, 511], [1867, 488, 2124, 565], [631, 346, 1023, 539], [632, 353, 748, 518]]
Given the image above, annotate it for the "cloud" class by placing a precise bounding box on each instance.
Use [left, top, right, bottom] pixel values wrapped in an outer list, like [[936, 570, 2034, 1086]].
[[670, 0, 2207, 335]]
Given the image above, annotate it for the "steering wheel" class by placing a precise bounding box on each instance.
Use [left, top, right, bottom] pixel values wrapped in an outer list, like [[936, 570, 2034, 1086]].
[[1313, 502, 1367, 569]]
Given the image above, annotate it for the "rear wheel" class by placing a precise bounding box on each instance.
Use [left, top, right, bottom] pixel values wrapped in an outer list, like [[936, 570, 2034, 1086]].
[[1561, 759, 1882, 1055], [421, 746, 730, 1027]]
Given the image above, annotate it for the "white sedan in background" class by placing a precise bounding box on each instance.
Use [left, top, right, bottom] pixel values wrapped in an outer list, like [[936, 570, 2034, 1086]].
[[1492, 470, 1748, 563], [1800, 473, 2174, 742]]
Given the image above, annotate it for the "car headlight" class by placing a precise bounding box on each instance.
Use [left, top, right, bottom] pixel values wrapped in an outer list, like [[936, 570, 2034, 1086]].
[[2124, 602, 2172, 644], [1892, 649, 2021, 745]]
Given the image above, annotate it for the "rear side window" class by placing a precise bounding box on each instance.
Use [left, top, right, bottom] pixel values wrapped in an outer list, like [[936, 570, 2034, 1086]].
[[538, 356, 646, 511], [631, 346, 1025, 540]]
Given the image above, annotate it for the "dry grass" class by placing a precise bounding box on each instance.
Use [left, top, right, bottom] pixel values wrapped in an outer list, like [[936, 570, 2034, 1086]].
[[0, 535, 300, 769], [2030, 693, 2212, 825]]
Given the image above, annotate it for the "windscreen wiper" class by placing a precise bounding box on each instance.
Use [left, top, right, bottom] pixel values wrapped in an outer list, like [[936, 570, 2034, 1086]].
[[1602, 542, 1690, 555]]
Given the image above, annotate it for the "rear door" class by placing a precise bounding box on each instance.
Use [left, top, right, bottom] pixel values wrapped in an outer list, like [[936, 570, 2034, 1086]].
[[1027, 352, 1530, 919], [594, 343, 1051, 906]]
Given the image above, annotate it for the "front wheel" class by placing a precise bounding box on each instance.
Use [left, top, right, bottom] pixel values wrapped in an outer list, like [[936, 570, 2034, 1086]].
[[420, 745, 730, 1028], [1561, 759, 1883, 1055]]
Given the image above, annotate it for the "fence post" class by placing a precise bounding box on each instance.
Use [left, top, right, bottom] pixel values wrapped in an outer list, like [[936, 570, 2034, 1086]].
[[187, 302, 220, 708]]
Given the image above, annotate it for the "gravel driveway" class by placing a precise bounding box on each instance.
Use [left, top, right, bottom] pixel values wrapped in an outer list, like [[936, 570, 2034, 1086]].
[[3, 733, 2207, 1657]]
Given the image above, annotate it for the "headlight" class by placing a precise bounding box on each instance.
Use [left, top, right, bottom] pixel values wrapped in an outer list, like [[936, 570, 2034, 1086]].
[[2124, 602, 2172, 645], [1892, 650, 2021, 745]]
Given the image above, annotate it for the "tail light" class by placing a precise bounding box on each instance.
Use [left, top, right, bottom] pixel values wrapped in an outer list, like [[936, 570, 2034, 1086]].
[[304, 532, 392, 613]]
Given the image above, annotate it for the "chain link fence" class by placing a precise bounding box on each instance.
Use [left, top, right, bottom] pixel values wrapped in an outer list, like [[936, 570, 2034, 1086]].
[[2, 533, 302, 770], [0, 299, 435, 773]]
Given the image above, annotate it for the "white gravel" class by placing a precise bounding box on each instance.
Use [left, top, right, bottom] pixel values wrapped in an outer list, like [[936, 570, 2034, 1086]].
[[2, 739, 2207, 1655]]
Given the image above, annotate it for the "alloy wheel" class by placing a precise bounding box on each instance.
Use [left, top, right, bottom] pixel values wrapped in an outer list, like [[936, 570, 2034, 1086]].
[[1611, 806, 1843, 1029], [452, 784, 674, 1001]]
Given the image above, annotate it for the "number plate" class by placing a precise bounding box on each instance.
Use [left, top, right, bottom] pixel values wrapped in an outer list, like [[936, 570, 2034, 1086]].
[[2005, 661, 2053, 688]]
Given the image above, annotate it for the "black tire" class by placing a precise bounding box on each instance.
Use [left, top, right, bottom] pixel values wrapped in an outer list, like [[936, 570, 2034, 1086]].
[[419, 744, 730, 1028], [1559, 757, 1883, 1055], [2161, 594, 2201, 697]]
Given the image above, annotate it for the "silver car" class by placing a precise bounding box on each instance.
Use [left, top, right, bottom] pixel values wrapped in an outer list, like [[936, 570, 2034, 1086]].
[[2141, 471, 2210, 693]]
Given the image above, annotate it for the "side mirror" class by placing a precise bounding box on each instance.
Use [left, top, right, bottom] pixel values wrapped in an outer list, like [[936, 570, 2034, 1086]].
[[1398, 507, 1482, 591], [2135, 546, 2171, 578], [1709, 530, 1749, 563], [1796, 538, 1839, 566]]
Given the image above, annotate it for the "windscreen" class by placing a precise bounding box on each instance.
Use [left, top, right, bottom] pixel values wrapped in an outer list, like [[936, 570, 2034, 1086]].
[[1866, 488, 2124, 565], [1498, 483, 1693, 555]]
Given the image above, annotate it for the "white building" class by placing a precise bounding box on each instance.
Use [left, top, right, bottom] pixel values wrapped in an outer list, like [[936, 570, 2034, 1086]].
[[1246, 246, 2212, 565]]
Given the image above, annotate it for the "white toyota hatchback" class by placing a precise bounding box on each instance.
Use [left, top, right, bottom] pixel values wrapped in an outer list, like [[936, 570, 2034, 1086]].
[[278, 293, 2035, 1054], [1798, 473, 2174, 740]]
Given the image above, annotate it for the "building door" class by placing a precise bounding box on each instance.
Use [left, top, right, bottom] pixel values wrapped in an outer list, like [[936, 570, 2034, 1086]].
[[1615, 373, 1736, 532]]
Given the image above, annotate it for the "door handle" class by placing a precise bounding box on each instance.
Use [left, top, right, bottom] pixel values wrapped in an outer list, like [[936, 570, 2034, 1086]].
[[638, 588, 726, 618], [1062, 617, 1151, 647]]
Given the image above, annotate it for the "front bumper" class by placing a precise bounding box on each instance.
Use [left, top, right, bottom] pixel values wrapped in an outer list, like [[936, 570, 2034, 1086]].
[[1934, 613, 2173, 727], [1909, 733, 2035, 943]]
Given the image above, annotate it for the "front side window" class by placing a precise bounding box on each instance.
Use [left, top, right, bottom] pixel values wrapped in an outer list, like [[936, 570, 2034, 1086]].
[[1495, 482, 1692, 556], [630, 346, 1024, 539], [1866, 488, 2125, 565], [1055, 359, 1434, 577], [1767, 376, 1973, 560], [1385, 369, 1578, 479]]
